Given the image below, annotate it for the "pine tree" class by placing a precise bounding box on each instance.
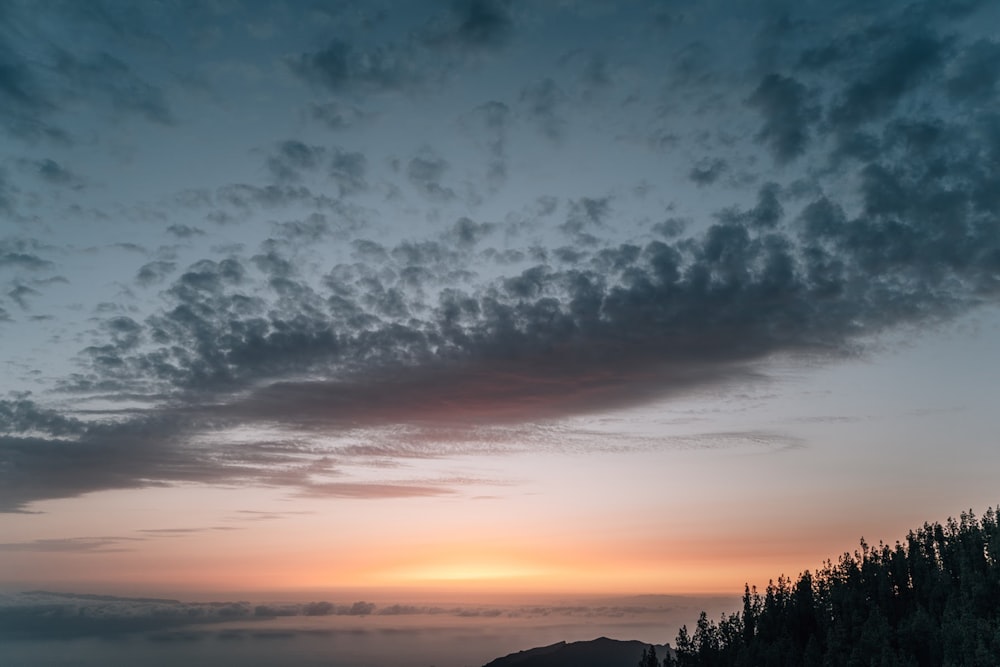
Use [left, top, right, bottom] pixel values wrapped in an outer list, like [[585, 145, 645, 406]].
[[638, 644, 659, 667], [671, 507, 1000, 666]]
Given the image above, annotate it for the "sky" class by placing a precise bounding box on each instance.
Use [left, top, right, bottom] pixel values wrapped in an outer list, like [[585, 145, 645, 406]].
[[2, 0, 1000, 641]]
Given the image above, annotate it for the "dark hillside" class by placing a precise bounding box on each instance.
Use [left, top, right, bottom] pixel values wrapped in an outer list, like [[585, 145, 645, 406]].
[[484, 637, 671, 667], [670, 508, 1000, 666]]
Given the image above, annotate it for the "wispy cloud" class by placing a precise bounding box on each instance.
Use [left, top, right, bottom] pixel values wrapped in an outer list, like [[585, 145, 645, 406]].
[[0, 537, 141, 553]]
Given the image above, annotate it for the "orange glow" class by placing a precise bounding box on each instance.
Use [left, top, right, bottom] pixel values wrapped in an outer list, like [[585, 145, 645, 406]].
[[380, 561, 552, 584], [3, 470, 952, 600]]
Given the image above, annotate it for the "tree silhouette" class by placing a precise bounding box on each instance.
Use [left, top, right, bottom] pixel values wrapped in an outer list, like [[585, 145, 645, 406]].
[[637, 644, 659, 667], [672, 508, 1000, 666]]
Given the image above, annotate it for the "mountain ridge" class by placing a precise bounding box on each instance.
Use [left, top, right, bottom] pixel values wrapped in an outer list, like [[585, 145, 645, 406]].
[[483, 636, 673, 667]]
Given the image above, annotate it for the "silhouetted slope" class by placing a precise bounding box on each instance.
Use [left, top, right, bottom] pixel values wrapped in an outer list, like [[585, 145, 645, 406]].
[[483, 637, 669, 667], [672, 508, 1000, 667]]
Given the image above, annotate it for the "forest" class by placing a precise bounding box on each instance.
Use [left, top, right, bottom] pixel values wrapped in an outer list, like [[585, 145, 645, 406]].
[[665, 508, 1000, 666]]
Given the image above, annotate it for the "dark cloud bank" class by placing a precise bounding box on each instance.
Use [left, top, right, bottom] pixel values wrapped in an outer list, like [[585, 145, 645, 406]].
[[1, 0, 999, 510], [0, 590, 688, 640]]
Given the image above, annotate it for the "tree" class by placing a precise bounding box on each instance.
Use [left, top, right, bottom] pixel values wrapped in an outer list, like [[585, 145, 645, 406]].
[[671, 507, 1000, 666], [638, 644, 659, 667]]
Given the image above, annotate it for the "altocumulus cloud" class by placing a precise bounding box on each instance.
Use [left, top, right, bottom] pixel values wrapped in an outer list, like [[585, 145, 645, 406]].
[[0, 0, 998, 510]]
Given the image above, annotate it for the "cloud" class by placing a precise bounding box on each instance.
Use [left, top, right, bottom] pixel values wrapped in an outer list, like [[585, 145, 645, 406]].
[[407, 150, 455, 201], [0, 6, 175, 144], [0, 169, 18, 215], [447, 216, 496, 248], [747, 74, 820, 163], [308, 101, 371, 130], [827, 32, 948, 132], [125, 151, 995, 402], [421, 0, 514, 52], [329, 148, 368, 196], [0, 536, 140, 553], [0, 36, 63, 142], [519, 78, 566, 141], [946, 38, 1000, 103], [53, 50, 173, 125], [7, 283, 40, 309], [688, 158, 728, 186], [0, 396, 86, 437], [20, 158, 84, 188], [0, 591, 254, 639], [462, 100, 510, 187], [0, 250, 53, 272], [560, 197, 611, 241], [289, 39, 420, 93], [266, 140, 326, 183], [267, 600, 375, 616], [261, 142, 370, 199], [3, 0, 1000, 512], [6, 130, 999, 508], [166, 224, 205, 239], [205, 183, 344, 223], [136, 260, 176, 286], [0, 590, 710, 640]]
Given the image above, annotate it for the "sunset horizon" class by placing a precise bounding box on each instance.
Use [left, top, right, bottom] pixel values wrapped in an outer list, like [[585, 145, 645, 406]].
[[2, 0, 1000, 664]]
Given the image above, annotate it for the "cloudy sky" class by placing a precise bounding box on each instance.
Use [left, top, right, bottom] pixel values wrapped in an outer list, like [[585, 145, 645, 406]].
[[2, 0, 1000, 608]]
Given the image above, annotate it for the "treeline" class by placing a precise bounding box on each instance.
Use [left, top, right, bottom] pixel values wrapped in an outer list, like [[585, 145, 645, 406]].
[[667, 508, 1000, 667]]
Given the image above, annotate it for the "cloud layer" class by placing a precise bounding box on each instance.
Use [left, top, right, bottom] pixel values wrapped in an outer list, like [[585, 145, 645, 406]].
[[0, 590, 713, 640], [0, 0, 998, 510]]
